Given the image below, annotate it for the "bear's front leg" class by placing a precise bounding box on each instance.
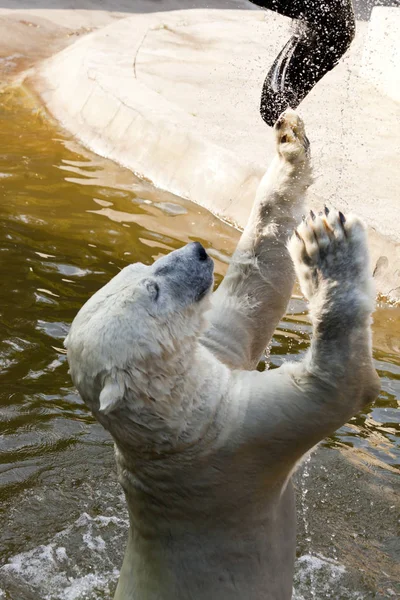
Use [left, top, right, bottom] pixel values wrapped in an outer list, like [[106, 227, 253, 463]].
[[202, 110, 312, 370], [289, 208, 379, 389], [229, 207, 380, 471], [265, 207, 382, 461]]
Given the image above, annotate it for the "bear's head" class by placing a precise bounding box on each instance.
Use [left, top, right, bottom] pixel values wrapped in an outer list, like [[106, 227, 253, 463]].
[[65, 242, 214, 423]]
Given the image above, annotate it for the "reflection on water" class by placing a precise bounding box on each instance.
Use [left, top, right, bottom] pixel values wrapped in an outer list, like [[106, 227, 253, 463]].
[[0, 87, 398, 599]]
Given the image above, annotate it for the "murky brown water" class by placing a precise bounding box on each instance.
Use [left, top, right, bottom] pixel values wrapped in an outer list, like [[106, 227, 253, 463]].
[[0, 87, 398, 600]]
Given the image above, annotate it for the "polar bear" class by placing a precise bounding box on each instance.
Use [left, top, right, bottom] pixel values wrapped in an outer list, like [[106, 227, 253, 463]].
[[65, 110, 380, 600]]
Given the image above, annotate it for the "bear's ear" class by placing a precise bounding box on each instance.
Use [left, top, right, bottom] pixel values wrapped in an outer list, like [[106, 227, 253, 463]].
[[99, 378, 124, 414]]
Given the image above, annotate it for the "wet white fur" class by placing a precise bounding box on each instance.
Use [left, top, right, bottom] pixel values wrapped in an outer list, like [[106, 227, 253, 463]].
[[65, 110, 380, 600]]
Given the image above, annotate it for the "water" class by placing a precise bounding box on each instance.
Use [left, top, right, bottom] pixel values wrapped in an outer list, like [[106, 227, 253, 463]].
[[0, 87, 398, 599]]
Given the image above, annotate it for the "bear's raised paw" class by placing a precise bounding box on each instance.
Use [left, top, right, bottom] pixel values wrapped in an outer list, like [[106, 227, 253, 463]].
[[288, 208, 375, 316], [274, 109, 310, 164]]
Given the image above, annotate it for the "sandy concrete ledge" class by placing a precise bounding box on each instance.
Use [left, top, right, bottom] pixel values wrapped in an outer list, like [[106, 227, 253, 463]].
[[360, 7, 400, 103], [30, 8, 400, 301], [0, 5, 126, 83], [32, 11, 267, 227], [0, 1, 253, 82]]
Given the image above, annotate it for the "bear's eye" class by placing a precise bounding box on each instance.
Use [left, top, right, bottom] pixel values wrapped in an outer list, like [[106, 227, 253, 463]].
[[154, 265, 172, 276], [145, 280, 160, 301]]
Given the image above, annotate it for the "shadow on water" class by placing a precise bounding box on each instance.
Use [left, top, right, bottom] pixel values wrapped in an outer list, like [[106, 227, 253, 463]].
[[0, 87, 398, 599]]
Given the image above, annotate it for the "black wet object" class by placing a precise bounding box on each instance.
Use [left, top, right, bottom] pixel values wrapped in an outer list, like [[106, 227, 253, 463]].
[[249, 0, 356, 125]]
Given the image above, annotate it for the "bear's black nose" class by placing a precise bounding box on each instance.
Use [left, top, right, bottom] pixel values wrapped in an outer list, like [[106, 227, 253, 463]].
[[193, 241, 208, 261]]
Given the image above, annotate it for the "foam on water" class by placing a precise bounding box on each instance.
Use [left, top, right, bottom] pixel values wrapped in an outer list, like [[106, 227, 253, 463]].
[[1, 507, 366, 600], [0, 512, 128, 600], [293, 554, 364, 600]]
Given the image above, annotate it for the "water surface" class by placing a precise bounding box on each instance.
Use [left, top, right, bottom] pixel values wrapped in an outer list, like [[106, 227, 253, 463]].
[[0, 87, 398, 599]]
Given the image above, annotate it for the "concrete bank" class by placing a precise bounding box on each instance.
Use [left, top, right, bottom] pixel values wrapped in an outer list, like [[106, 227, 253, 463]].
[[0, 1, 253, 83], [29, 8, 400, 301]]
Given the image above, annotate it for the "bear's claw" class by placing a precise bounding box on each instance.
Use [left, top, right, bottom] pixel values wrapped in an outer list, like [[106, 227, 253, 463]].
[[288, 208, 374, 309]]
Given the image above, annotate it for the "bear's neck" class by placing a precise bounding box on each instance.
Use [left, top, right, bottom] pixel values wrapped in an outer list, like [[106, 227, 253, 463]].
[[146, 333, 200, 406], [110, 341, 230, 458], [129, 308, 213, 418]]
